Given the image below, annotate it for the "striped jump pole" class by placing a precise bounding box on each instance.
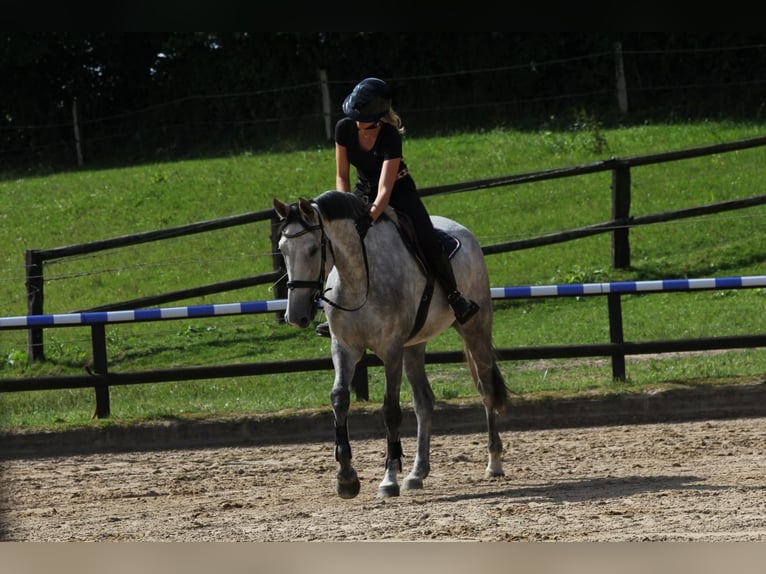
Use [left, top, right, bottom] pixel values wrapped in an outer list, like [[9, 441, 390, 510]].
[[0, 300, 288, 329], [5, 275, 765, 330], [491, 275, 766, 299], [2, 274, 765, 417]]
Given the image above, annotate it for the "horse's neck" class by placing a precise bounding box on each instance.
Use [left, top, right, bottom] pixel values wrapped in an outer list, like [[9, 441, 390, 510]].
[[327, 225, 368, 285], [329, 218, 411, 284]]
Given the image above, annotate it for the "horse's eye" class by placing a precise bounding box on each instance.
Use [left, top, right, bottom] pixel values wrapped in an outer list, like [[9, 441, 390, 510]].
[[308, 245, 318, 257]]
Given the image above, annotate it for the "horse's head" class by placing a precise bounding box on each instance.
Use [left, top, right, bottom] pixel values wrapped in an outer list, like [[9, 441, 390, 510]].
[[273, 197, 327, 328], [275, 190, 374, 330]]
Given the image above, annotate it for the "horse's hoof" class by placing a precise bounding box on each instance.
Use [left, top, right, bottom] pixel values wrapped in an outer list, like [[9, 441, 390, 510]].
[[483, 468, 505, 479], [337, 469, 360, 499], [376, 483, 400, 498], [337, 479, 360, 499], [402, 475, 424, 490]]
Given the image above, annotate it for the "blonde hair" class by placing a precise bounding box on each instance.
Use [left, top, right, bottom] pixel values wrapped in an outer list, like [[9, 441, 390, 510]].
[[381, 109, 405, 135]]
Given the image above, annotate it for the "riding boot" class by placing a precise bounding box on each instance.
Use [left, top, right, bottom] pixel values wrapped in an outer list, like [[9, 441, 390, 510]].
[[431, 248, 480, 324], [447, 290, 480, 324]]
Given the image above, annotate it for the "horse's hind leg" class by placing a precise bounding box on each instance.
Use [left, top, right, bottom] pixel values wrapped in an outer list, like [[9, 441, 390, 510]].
[[401, 344, 433, 490], [467, 351, 507, 478], [483, 392, 505, 478], [458, 320, 509, 478]]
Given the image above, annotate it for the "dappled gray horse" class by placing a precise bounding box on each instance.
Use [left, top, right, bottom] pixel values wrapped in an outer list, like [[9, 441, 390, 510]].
[[274, 190, 509, 498]]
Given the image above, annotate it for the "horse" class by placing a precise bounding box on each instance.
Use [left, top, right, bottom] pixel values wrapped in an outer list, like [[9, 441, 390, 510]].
[[273, 190, 509, 499]]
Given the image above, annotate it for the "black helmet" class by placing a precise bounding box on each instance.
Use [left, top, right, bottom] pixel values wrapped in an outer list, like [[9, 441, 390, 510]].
[[342, 77, 392, 122]]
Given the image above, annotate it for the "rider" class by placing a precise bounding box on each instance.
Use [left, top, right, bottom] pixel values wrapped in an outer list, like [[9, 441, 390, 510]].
[[316, 77, 479, 337]]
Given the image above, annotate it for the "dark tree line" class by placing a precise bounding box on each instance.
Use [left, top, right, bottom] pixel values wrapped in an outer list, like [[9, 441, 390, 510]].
[[2, 33, 765, 173]]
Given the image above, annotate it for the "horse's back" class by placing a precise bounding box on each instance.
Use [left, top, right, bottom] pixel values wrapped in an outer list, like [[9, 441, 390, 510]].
[[431, 214, 468, 233], [432, 215, 481, 248], [431, 215, 487, 274]]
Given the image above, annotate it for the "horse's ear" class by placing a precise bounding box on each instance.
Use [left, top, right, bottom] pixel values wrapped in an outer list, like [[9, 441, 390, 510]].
[[273, 198, 289, 220], [298, 198, 316, 220]]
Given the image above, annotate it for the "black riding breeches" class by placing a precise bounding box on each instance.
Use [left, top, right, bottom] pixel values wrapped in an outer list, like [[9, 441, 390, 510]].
[[387, 179, 442, 262]]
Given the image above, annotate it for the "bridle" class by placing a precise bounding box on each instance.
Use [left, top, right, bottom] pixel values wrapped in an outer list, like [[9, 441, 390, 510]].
[[281, 204, 370, 313]]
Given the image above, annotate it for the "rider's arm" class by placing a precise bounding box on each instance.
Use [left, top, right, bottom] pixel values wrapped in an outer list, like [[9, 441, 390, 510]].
[[335, 143, 352, 193], [369, 156, 400, 222]]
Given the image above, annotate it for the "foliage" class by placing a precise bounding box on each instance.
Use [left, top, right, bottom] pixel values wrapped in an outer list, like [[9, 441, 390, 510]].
[[4, 33, 766, 172]]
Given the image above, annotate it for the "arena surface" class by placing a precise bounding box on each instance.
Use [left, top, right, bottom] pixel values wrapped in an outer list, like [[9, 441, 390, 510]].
[[2, 406, 765, 541]]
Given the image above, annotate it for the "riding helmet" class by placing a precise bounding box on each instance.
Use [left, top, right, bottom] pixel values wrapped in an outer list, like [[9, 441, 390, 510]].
[[342, 77, 392, 122]]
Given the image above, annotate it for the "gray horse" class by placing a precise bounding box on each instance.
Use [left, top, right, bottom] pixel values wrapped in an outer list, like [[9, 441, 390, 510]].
[[273, 190, 509, 499]]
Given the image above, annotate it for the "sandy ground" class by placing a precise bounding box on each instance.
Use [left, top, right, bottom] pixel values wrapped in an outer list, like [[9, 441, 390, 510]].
[[2, 413, 765, 542]]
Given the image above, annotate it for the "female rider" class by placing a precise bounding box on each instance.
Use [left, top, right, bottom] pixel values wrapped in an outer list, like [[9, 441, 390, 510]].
[[316, 77, 479, 337]]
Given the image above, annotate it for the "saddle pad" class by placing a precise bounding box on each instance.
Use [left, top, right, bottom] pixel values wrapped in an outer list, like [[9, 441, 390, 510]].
[[435, 228, 460, 259]]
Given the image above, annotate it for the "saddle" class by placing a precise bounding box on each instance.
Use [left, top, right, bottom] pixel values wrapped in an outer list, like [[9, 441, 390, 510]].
[[385, 208, 460, 271], [381, 208, 461, 339]]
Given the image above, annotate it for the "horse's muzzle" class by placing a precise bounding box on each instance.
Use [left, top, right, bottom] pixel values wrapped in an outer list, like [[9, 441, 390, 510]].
[[284, 311, 314, 329]]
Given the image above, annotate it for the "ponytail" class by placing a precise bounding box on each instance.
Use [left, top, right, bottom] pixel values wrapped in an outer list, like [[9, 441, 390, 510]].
[[382, 109, 405, 135]]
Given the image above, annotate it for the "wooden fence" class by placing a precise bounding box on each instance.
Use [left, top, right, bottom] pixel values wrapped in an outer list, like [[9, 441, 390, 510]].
[[24, 134, 766, 359], [7, 134, 766, 417]]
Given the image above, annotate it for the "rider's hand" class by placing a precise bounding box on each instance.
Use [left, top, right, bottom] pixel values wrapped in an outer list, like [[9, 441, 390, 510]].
[[355, 212, 373, 239]]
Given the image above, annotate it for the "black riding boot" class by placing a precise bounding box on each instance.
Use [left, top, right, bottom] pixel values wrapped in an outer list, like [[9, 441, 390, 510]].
[[447, 290, 480, 324], [431, 249, 480, 324]]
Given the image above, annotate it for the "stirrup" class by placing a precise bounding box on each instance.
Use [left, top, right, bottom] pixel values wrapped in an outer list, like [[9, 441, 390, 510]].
[[449, 295, 480, 324], [316, 321, 331, 337]]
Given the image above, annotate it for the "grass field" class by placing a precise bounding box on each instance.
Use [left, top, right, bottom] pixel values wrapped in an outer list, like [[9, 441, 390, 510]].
[[2, 119, 766, 431]]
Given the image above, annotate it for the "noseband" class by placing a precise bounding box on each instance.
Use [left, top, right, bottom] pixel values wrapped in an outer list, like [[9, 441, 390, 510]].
[[281, 204, 370, 313]]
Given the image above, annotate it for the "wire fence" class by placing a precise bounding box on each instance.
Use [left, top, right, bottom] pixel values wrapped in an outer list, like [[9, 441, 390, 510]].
[[4, 41, 766, 172]]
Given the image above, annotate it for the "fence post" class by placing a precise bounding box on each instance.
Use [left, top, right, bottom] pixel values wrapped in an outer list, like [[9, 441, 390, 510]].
[[25, 249, 45, 362], [91, 324, 111, 418], [607, 293, 626, 381], [72, 96, 84, 167], [611, 164, 631, 269], [614, 42, 629, 114], [318, 69, 333, 142]]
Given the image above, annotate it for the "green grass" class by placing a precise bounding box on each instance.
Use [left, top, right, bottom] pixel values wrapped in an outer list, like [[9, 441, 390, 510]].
[[2, 119, 766, 431]]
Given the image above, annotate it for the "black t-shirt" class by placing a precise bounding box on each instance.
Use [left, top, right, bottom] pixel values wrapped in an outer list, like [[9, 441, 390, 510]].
[[335, 117, 409, 193]]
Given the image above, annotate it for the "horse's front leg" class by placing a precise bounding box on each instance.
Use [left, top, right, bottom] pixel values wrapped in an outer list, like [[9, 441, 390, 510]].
[[330, 340, 363, 499], [377, 353, 404, 498]]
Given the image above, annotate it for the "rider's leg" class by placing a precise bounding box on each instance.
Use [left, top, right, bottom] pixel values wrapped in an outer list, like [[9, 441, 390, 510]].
[[389, 179, 479, 325], [430, 245, 480, 324]]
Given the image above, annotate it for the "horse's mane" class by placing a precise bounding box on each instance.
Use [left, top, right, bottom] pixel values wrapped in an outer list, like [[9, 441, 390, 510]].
[[313, 190, 367, 222]]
